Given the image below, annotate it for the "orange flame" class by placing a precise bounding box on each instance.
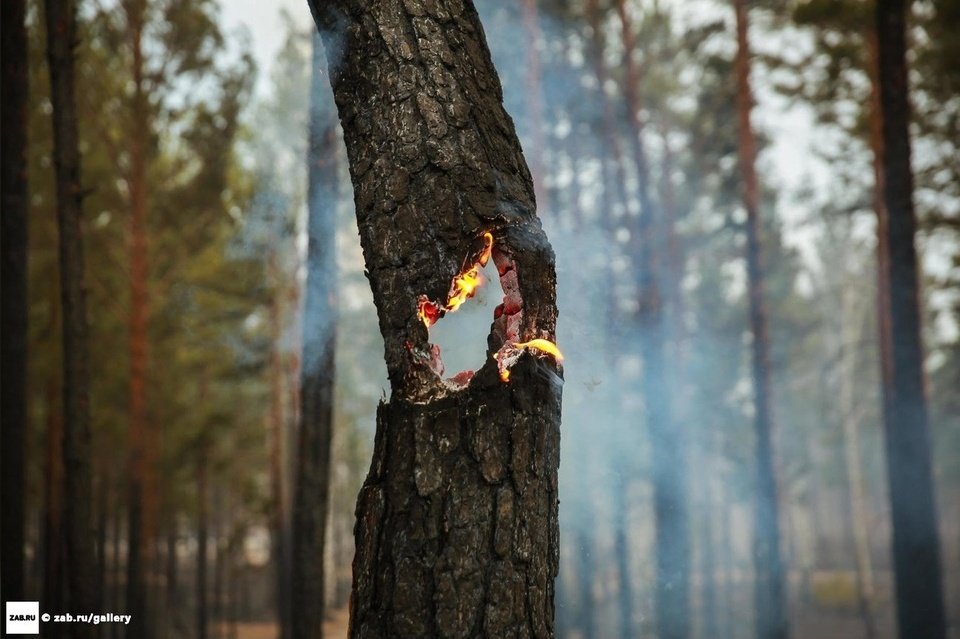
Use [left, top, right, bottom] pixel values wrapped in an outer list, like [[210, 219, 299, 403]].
[[494, 338, 564, 383], [418, 232, 495, 328], [514, 339, 564, 363]]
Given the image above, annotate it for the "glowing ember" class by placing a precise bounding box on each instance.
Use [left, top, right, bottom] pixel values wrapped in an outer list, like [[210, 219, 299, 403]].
[[418, 232, 494, 328]]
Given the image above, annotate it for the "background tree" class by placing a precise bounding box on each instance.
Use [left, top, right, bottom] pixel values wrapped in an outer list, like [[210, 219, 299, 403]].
[[43, 0, 98, 634], [732, 1, 788, 638], [1, 0, 29, 607], [875, 0, 948, 636], [290, 30, 339, 639]]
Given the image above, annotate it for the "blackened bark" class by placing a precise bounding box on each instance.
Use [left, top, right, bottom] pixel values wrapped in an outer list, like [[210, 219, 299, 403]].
[[45, 1, 98, 635], [291, 31, 339, 639], [0, 0, 29, 606], [615, 2, 690, 637], [732, 3, 787, 638], [874, 1, 947, 637], [307, 1, 563, 636]]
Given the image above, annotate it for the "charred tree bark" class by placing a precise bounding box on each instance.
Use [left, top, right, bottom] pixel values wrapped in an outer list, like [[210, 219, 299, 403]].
[[291, 31, 339, 639], [732, 3, 787, 638], [874, 1, 947, 637], [615, 2, 690, 637], [308, 2, 563, 636], [45, 0, 98, 634], [1, 0, 29, 607]]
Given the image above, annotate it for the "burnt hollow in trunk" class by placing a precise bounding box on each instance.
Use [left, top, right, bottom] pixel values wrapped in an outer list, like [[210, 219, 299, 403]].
[[307, 1, 564, 636]]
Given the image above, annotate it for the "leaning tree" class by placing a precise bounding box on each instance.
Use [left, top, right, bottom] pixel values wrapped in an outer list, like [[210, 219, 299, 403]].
[[307, 1, 564, 636]]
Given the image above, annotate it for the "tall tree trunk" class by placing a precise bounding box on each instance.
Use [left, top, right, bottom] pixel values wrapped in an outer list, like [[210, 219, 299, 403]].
[[838, 290, 876, 639], [874, 1, 947, 637], [0, 0, 29, 606], [197, 453, 209, 639], [212, 487, 224, 639], [166, 513, 179, 613], [586, 0, 631, 359], [267, 255, 291, 639], [291, 31, 338, 639], [732, 3, 788, 639], [521, 0, 549, 214], [110, 489, 122, 639], [124, 1, 153, 635], [615, 2, 690, 637], [308, 2, 563, 636], [44, 389, 65, 639], [45, 1, 98, 634], [97, 471, 109, 609]]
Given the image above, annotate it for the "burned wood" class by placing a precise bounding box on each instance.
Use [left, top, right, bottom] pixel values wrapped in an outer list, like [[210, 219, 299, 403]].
[[307, 1, 564, 636]]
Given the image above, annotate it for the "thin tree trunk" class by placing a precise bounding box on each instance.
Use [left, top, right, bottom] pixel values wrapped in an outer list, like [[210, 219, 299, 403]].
[[521, 0, 549, 213], [291, 31, 338, 639], [718, 483, 735, 639], [166, 514, 179, 612], [0, 0, 29, 606], [197, 453, 209, 639], [732, 3, 788, 638], [838, 290, 877, 639], [44, 389, 66, 639], [615, 2, 690, 637], [110, 489, 122, 639], [874, 1, 947, 637], [586, 0, 631, 359], [267, 254, 291, 639], [698, 446, 720, 639], [97, 471, 109, 609], [45, 1, 98, 634], [123, 2, 153, 635], [213, 487, 224, 639], [573, 523, 596, 639], [308, 2, 563, 636]]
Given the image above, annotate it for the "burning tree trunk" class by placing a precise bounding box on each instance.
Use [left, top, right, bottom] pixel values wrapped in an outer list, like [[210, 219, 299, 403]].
[[290, 31, 338, 639], [45, 0, 98, 634], [308, 2, 563, 636], [615, 1, 690, 637], [874, 1, 947, 637], [732, 3, 787, 638]]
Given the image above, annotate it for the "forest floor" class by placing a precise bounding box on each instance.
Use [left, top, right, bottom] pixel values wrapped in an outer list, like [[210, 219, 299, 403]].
[[217, 605, 350, 639]]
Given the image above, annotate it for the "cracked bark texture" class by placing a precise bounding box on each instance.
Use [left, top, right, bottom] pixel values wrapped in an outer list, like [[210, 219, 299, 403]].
[[307, 1, 563, 637]]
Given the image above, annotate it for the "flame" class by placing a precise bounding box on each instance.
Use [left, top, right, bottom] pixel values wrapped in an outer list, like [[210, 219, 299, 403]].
[[418, 232, 495, 328], [478, 231, 493, 266], [494, 338, 564, 383], [514, 339, 564, 363]]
